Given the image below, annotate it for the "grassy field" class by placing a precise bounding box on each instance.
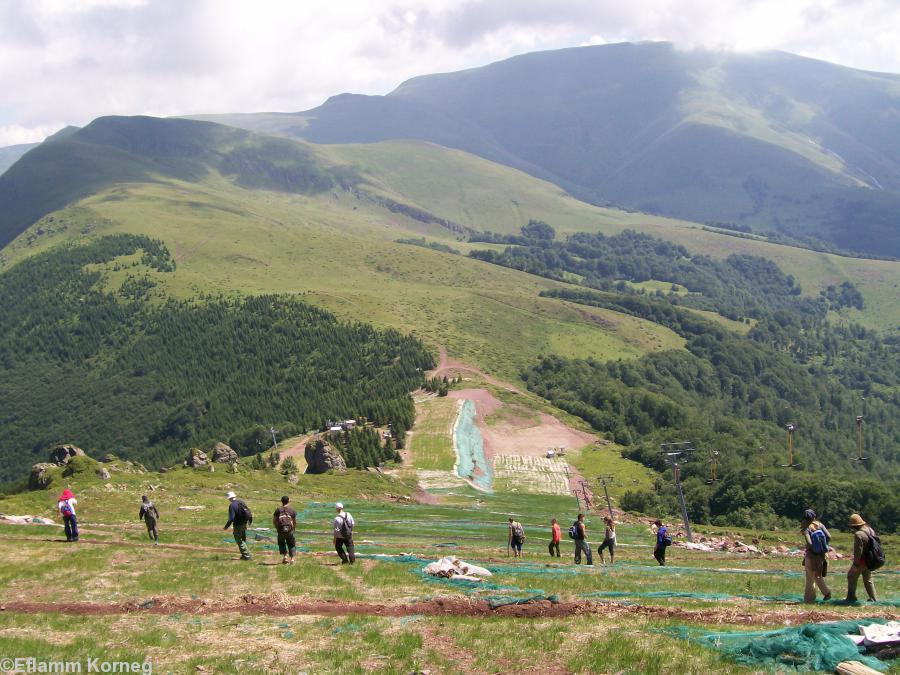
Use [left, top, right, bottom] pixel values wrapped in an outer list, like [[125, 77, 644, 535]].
[[1, 454, 898, 674], [0, 176, 683, 383], [322, 140, 900, 332], [407, 395, 458, 471]]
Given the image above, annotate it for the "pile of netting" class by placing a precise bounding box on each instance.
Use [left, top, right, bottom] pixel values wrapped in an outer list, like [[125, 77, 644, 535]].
[[360, 553, 557, 608], [582, 590, 900, 607], [668, 619, 891, 672]]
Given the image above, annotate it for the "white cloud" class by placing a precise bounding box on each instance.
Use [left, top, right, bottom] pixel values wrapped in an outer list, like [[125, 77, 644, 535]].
[[1, 0, 899, 145]]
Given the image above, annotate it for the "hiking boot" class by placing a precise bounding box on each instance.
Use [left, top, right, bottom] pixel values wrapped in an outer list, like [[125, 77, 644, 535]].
[[241, 556, 252, 561], [282, 556, 289, 564], [822, 593, 832, 601], [288, 558, 295, 565]]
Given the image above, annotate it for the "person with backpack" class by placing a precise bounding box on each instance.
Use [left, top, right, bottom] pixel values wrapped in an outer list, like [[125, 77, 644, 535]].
[[58, 489, 78, 542], [597, 516, 616, 565], [138, 495, 160, 544], [653, 519, 670, 566], [224, 491, 253, 561], [273, 495, 297, 565], [571, 513, 593, 565], [801, 508, 832, 603], [508, 517, 525, 558], [333, 502, 355, 564], [845, 513, 880, 603], [548, 518, 561, 558]]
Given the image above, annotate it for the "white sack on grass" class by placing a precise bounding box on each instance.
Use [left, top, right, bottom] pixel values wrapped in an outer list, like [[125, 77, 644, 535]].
[[423, 556, 492, 579]]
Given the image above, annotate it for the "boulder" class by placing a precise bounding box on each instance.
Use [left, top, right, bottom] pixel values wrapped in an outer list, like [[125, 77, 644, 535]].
[[96, 467, 111, 480], [211, 442, 239, 464], [49, 444, 86, 466], [184, 448, 208, 467], [100, 453, 118, 463], [304, 439, 347, 474], [29, 463, 56, 490]]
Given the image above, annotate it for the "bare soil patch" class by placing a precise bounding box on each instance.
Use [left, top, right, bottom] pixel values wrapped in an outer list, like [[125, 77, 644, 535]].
[[3, 597, 893, 625]]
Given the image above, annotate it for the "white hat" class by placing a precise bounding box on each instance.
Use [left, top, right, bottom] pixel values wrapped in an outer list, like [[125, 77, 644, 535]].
[[226, 491, 237, 499], [335, 502, 343, 509]]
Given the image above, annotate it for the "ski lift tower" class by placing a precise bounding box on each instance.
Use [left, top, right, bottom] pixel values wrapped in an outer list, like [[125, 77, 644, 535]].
[[660, 442, 695, 543], [852, 415, 869, 463], [597, 474, 615, 519], [782, 424, 800, 468], [269, 426, 279, 449]]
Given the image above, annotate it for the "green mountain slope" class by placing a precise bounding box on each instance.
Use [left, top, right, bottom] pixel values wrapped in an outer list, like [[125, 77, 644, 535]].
[[193, 42, 900, 257]]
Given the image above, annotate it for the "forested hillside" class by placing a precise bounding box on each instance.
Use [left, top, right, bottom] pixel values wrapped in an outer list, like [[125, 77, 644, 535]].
[[471, 225, 900, 531], [0, 235, 433, 482]]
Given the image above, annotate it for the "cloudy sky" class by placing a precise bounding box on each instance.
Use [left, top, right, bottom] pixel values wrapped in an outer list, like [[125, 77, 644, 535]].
[[2, 0, 900, 146]]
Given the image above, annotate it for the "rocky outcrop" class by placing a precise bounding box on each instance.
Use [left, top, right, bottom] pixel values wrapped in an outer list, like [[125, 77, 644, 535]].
[[96, 467, 111, 480], [304, 439, 347, 474], [49, 444, 85, 466], [184, 448, 208, 467], [211, 442, 239, 464], [29, 463, 56, 490]]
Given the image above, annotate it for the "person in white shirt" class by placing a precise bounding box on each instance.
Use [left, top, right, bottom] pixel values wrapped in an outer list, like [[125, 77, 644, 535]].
[[597, 516, 616, 564], [58, 488, 79, 542], [333, 502, 355, 564]]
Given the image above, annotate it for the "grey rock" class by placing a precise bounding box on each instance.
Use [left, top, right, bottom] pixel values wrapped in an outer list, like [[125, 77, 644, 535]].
[[184, 448, 208, 467], [96, 467, 111, 480], [49, 444, 86, 466], [29, 463, 56, 490], [211, 442, 239, 464], [304, 439, 347, 474]]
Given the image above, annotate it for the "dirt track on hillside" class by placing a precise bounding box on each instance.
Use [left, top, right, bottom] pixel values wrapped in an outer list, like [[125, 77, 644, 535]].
[[3, 596, 891, 625]]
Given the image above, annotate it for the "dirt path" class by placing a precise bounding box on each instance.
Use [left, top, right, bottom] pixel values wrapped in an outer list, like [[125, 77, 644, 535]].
[[2, 596, 890, 624], [277, 434, 313, 467], [429, 347, 519, 393]]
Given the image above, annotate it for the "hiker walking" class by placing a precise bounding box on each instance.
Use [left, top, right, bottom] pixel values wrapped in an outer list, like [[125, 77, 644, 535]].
[[572, 513, 593, 565], [801, 508, 832, 603], [273, 495, 297, 564], [653, 519, 670, 566], [845, 513, 879, 603], [58, 488, 78, 542], [138, 495, 160, 544], [508, 517, 525, 558], [333, 502, 355, 564], [223, 491, 253, 561], [597, 516, 616, 564], [548, 518, 561, 558]]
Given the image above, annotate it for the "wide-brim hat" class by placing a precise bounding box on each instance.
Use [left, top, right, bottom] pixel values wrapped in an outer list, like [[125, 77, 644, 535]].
[[848, 513, 866, 528], [226, 491, 237, 500]]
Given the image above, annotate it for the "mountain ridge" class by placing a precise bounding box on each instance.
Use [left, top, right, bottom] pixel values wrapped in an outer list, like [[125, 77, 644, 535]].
[[188, 41, 900, 256]]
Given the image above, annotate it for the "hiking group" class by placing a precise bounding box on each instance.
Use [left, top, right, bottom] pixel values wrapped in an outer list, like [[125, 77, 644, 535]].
[[54, 488, 886, 604]]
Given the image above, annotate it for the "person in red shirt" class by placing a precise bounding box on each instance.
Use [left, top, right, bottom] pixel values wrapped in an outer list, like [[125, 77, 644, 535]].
[[548, 518, 561, 558]]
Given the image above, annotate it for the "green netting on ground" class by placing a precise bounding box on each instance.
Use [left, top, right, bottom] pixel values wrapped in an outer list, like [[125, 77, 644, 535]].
[[582, 590, 900, 607], [454, 399, 493, 491], [669, 619, 890, 672]]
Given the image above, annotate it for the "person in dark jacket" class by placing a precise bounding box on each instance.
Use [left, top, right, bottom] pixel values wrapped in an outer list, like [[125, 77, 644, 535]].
[[224, 491, 252, 560], [273, 495, 297, 564], [653, 520, 669, 566], [138, 495, 160, 544], [573, 513, 593, 565], [845, 513, 877, 603]]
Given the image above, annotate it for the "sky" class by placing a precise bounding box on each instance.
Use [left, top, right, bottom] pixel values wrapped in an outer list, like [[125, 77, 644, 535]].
[[2, 0, 900, 146]]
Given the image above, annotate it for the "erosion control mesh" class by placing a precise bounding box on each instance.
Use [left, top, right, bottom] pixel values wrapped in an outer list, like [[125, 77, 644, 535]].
[[453, 399, 493, 492], [669, 619, 890, 672], [583, 590, 900, 607]]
